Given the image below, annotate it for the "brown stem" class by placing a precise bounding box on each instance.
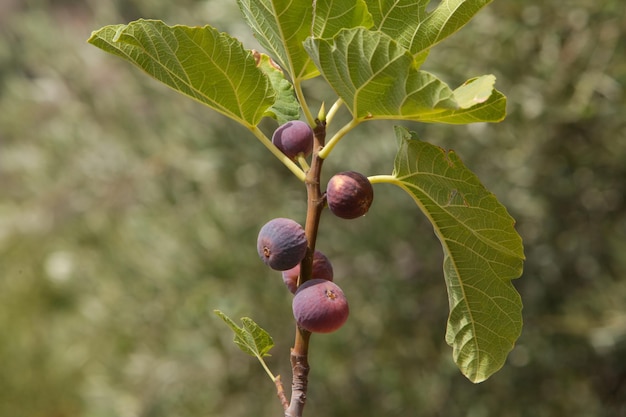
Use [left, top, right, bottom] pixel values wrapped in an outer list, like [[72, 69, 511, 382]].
[[299, 120, 327, 286], [285, 333, 311, 417], [285, 119, 327, 417], [275, 375, 289, 410]]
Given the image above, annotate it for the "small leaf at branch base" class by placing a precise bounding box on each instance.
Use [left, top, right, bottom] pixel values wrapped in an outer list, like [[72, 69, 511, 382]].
[[214, 310, 274, 358], [390, 126, 524, 382], [253, 50, 301, 124]]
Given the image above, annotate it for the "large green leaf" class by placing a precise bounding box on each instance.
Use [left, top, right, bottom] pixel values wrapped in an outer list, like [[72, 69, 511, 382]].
[[237, 0, 318, 80], [366, 0, 430, 67], [425, 76, 507, 124], [88, 19, 274, 127], [304, 28, 505, 124], [367, 0, 429, 55], [312, 0, 374, 38], [367, 0, 492, 57], [410, 0, 493, 56], [391, 126, 524, 382]]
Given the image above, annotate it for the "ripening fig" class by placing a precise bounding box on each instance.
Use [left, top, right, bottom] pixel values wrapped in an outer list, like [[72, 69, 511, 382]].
[[326, 171, 374, 219], [282, 250, 334, 294], [257, 218, 308, 271], [292, 279, 349, 333], [272, 120, 314, 160]]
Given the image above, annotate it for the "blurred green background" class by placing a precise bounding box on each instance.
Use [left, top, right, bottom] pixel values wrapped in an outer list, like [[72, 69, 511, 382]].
[[1, 0, 625, 416]]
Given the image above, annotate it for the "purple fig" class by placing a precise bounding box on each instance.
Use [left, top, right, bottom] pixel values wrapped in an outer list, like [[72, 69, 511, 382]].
[[282, 250, 334, 293], [272, 120, 314, 160], [257, 218, 308, 271], [292, 279, 349, 333], [326, 171, 374, 219]]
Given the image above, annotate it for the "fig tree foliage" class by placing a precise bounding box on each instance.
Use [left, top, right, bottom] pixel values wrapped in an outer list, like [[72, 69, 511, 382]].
[[88, 0, 524, 411]]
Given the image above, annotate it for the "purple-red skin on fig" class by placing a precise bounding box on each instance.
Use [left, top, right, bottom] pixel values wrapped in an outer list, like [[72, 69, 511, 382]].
[[282, 250, 334, 293], [257, 218, 308, 271], [326, 171, 374, 219], [272, 120, 314, 160], [292, 279, 349, 333]]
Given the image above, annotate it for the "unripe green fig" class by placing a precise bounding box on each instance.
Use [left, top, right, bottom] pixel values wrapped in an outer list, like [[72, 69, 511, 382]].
[[257, 218, 308, 271], [326, 171, 374, 219], [272, 120, 314, 160], [282, 250, 334, 294], [292, 279, 349, 333]]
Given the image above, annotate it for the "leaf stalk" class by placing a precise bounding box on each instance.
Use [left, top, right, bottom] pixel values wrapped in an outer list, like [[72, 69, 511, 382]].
[[367, 174, 399, 185], [293, 79, 316, 127], [317, 118, 360, 159], [249, 125, 306, 182], [325, 98, 343, 125]]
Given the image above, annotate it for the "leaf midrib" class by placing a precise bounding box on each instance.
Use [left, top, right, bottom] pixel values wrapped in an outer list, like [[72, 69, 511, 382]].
[[395, 174, 521, 260], [394, 179, 481, 374], [108, 24, 251, 123]]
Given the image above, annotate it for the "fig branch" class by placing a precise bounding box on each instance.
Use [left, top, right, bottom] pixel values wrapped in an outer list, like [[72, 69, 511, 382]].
[[300, 119, 328, 287], [285, 118, 327, 417], [256, 113, 370, 416]]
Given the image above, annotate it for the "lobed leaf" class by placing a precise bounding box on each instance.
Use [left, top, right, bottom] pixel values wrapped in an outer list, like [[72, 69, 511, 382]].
[[367, 0, 492, 57], [312, 0, 374, 39], [410, 0, 493, 56], [237, 0, 318, 80], [391, 126, 524, 382], [214, 310, 274, 358], [88, 19, 274, 127], [367, 0, 429, 56], [304, 28, 505, 124], [421, 76, 507, 124]]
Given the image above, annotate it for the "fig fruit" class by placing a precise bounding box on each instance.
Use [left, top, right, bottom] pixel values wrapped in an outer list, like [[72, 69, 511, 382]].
[[292, 279, 349, 333], [257, 218, 308, 271], [326, 171, 374, 219], [272, 120, 314, 160], [282, 250, 334, 294]]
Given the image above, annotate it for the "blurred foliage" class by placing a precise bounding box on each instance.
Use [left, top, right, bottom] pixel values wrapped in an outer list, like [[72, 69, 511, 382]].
[[1, 0, 625, 416]]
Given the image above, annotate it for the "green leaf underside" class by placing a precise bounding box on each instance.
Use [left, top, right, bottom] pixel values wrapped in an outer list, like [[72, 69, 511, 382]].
[[411, 0, 493, 56], [367, 0, 429, 55], [312, 0, 374, 39], [392, 126, 523, 382], [367, 0, 492, 57], [304, 28, 505, 123], [254, 51, 301, 123], [214, 310, 274, 358], [87, 19, 274, 127], [237, 0, 318, 80]]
